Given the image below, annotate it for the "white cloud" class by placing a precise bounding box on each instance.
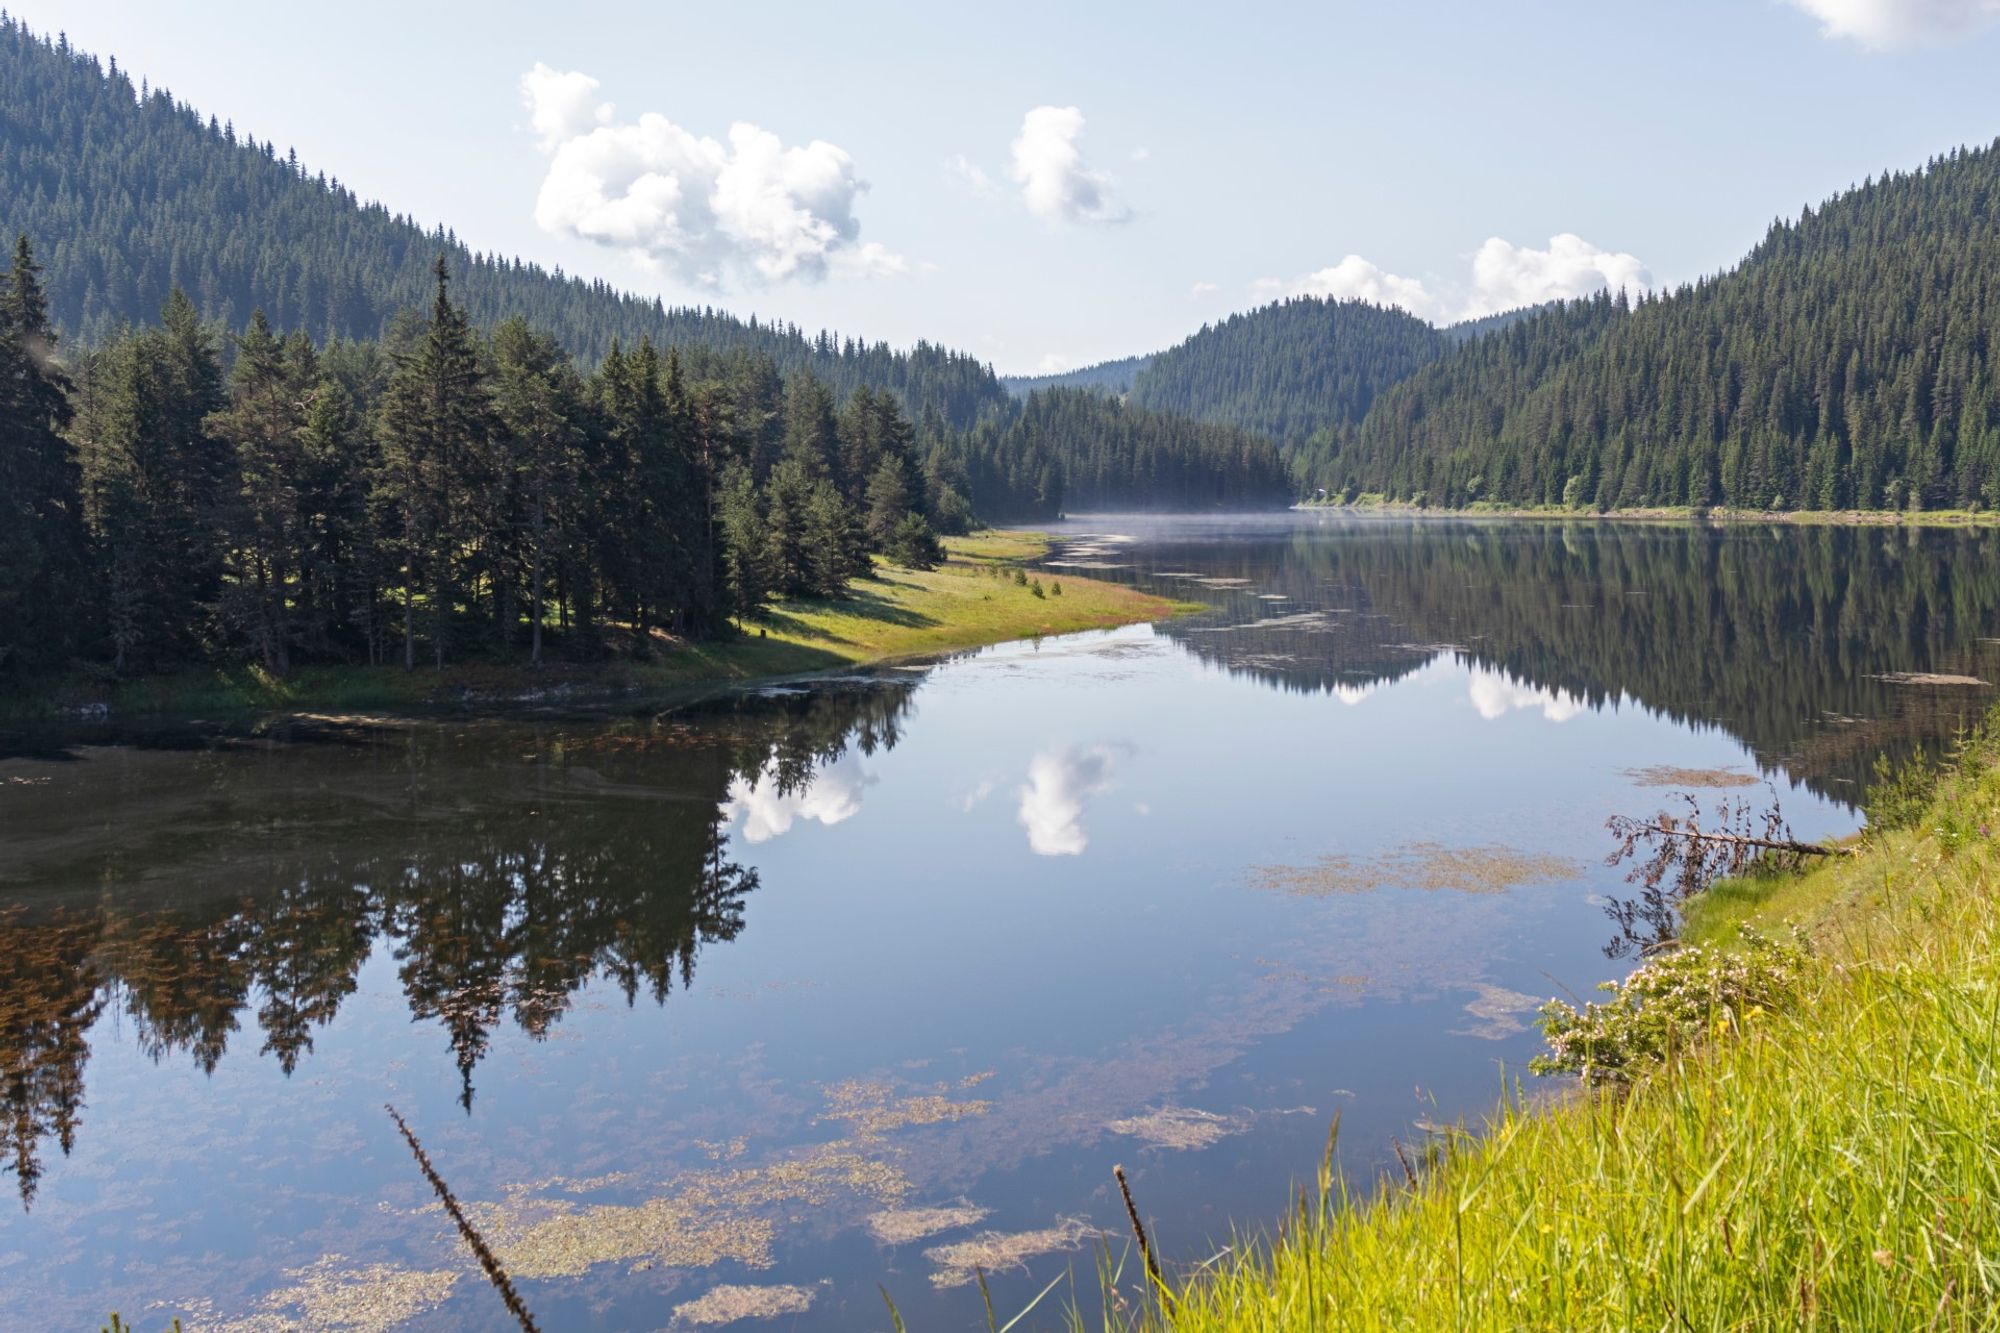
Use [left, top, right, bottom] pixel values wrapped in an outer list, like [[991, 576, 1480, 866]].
[[723, 753, 874, 843], [1466, 669, 1586, 723], [1033, 353, 1072, 375], [1130, 146, 1151, 162], [1462, 234, 1651, 318], [1016, 743, 1129, 856], [521, 63, 902, 287], [945, 153, 996, 196], [1010, 106, 1131, 225], [1291, 255, 1442, 320], [1190, 281, 1220, 296], [1782, 0, 2000, 48], [1267, 232, 1650, 323], [521, 64, 607, 150]]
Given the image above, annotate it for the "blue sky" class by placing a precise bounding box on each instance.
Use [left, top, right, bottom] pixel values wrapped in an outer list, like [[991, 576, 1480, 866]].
[[26, 0, 2000, 372]]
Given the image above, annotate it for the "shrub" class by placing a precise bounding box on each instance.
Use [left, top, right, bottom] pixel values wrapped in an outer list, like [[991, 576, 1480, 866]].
[[1530, 927, 1812, 1084]]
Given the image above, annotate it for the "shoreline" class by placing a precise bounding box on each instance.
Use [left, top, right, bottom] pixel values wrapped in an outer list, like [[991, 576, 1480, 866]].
[[1140, 716, 2000, 1328], [1, 532, 1189, 725], [1293, 500, 2000, 527]]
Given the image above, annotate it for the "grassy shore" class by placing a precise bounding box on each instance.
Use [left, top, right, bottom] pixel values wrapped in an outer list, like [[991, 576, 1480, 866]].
[[1113, 727, 2000, 1330], [3, 532, 1186, 721], [1298, 496, 2000, 527]]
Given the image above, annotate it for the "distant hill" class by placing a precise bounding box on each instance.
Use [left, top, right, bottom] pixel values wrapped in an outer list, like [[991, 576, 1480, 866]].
[[1319, 141, 2000, 511], [1001, 353, 1153, 398], [1122, 298, 1448, 446], [0, 18, 1007, 427]]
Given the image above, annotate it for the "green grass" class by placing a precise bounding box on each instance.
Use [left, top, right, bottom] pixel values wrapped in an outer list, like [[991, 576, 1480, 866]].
[[3, 533, 1186, 721], [1094, 726, 2000, 1331]]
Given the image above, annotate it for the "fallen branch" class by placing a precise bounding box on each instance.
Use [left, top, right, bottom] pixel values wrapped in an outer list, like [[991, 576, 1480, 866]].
[[1615, 820, 1855, 859]]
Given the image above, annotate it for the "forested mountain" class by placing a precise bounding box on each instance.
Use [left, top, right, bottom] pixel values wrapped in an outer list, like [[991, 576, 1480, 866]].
[[959, 388, 1291, 515], [1000, 353, 1153, 398], [1126, 298, 1447, 445], [0, 17, 1006, 428], [1311, 141, 2000, 511]]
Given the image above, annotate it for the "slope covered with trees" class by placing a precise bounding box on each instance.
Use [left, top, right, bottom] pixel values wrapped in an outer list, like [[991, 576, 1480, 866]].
[[1127, 297, 1447, 445], [0, 17, 1006, 428], [5, 242, 972, 678], [1000, 353, 1153, 398], [1311, 141, 2000, 512]]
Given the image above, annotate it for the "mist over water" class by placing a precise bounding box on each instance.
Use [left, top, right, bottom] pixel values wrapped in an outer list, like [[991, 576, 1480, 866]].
[[4, 515, 1996, 1329]]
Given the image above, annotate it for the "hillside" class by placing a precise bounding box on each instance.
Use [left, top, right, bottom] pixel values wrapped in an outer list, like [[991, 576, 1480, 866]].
[[1000, 352, 1153, 398], [1313, 141, 2000, 511], [0, 18, 1007, 428], [1126, 297, 1448, 444]]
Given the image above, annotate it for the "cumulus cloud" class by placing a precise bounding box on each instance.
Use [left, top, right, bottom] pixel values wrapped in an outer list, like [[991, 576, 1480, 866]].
[[1017, 744, 1129, 856], [723, 753, 874, 844], [1291, 255, 1443, 320], [521, 62, 902, 286], [1010, 106, 1130, 225], [1466, 669, 1586, 723], [1782, 0, 2000, 48], [1462, 234, 1651, 318], [1268, 232, 1650, 323]]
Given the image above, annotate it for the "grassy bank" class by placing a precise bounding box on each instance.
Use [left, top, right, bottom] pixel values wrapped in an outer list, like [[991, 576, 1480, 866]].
[[1298, 497, 2000, 527], [1116, 729, 2000, 1329], [4, 532, 1185, 721]]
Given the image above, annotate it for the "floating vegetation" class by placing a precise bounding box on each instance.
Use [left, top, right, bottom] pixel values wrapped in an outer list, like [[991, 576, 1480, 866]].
[[1622, 764, 1759, 789], [208, 1258, 460, 1333], [816, 1078, 990, 1139], [1869, 671, 1990, 687], [1456, 984, 1545, 1040], [1249, 843, 1584, 897], [865, 1202, 991, 1244], [1106, 1106, 1244, 1151], [672, 1283, 820, 1326], [456, 1146, 910, 1280], [924, 1218, 1096, 1289]]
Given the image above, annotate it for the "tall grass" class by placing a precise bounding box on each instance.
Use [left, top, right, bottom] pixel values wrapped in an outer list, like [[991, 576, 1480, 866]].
[[1093, 737, 2000, 1330]]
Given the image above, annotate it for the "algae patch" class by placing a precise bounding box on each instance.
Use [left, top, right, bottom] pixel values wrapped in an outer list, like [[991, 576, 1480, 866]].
[[673, 1282, 820, 1326], [817, 1077, 991, 1139], [207, 1257, 459, 1332], [1105, 1106, 1243, 1151], [865, 1202, 991, 1245], [1250, 843, 1583, 897], [925, 1218, 1096, 1289], [1622, 764, 1759, 789]]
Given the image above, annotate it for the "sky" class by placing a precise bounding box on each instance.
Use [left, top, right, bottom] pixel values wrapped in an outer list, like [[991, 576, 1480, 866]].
[[23, 0, 2000, 373]]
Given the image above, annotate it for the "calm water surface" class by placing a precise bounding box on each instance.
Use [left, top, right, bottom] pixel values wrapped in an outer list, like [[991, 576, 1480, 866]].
[[4, 515, 1998, 1330]]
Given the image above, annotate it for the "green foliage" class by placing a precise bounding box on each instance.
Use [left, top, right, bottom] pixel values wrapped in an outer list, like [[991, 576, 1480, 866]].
[[1530, 929, 1812, 1084], [0, 18, 1006, 427], [884, 513, 944, 570], [1129, 297, 1446, 443], [1305, 141, 2000, 511]]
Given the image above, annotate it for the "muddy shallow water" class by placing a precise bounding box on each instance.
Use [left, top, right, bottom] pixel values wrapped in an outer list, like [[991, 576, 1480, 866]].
[[3, 514, 1997, 1329]]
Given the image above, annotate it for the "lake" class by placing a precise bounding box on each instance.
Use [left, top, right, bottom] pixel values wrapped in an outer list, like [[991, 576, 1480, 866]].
[[4, 514, 1997, 1330]]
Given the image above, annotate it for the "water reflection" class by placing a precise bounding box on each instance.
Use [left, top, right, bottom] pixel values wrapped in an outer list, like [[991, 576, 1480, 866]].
[[0, 679, 916, 1210], [1016, 743, 1129, 856], [1068, 518, 2000, 797], [725, 752, 874, 843]]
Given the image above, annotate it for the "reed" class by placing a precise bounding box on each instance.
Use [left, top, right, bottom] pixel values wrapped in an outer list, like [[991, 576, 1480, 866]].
[[385, 1103, 541, 1332]]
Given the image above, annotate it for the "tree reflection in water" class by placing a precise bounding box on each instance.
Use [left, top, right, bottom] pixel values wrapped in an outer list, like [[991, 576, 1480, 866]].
[[0, 677, 915, 1208]]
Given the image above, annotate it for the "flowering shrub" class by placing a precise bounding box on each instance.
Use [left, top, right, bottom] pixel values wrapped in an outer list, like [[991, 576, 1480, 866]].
[[1530, 928, 1813, 1084]]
